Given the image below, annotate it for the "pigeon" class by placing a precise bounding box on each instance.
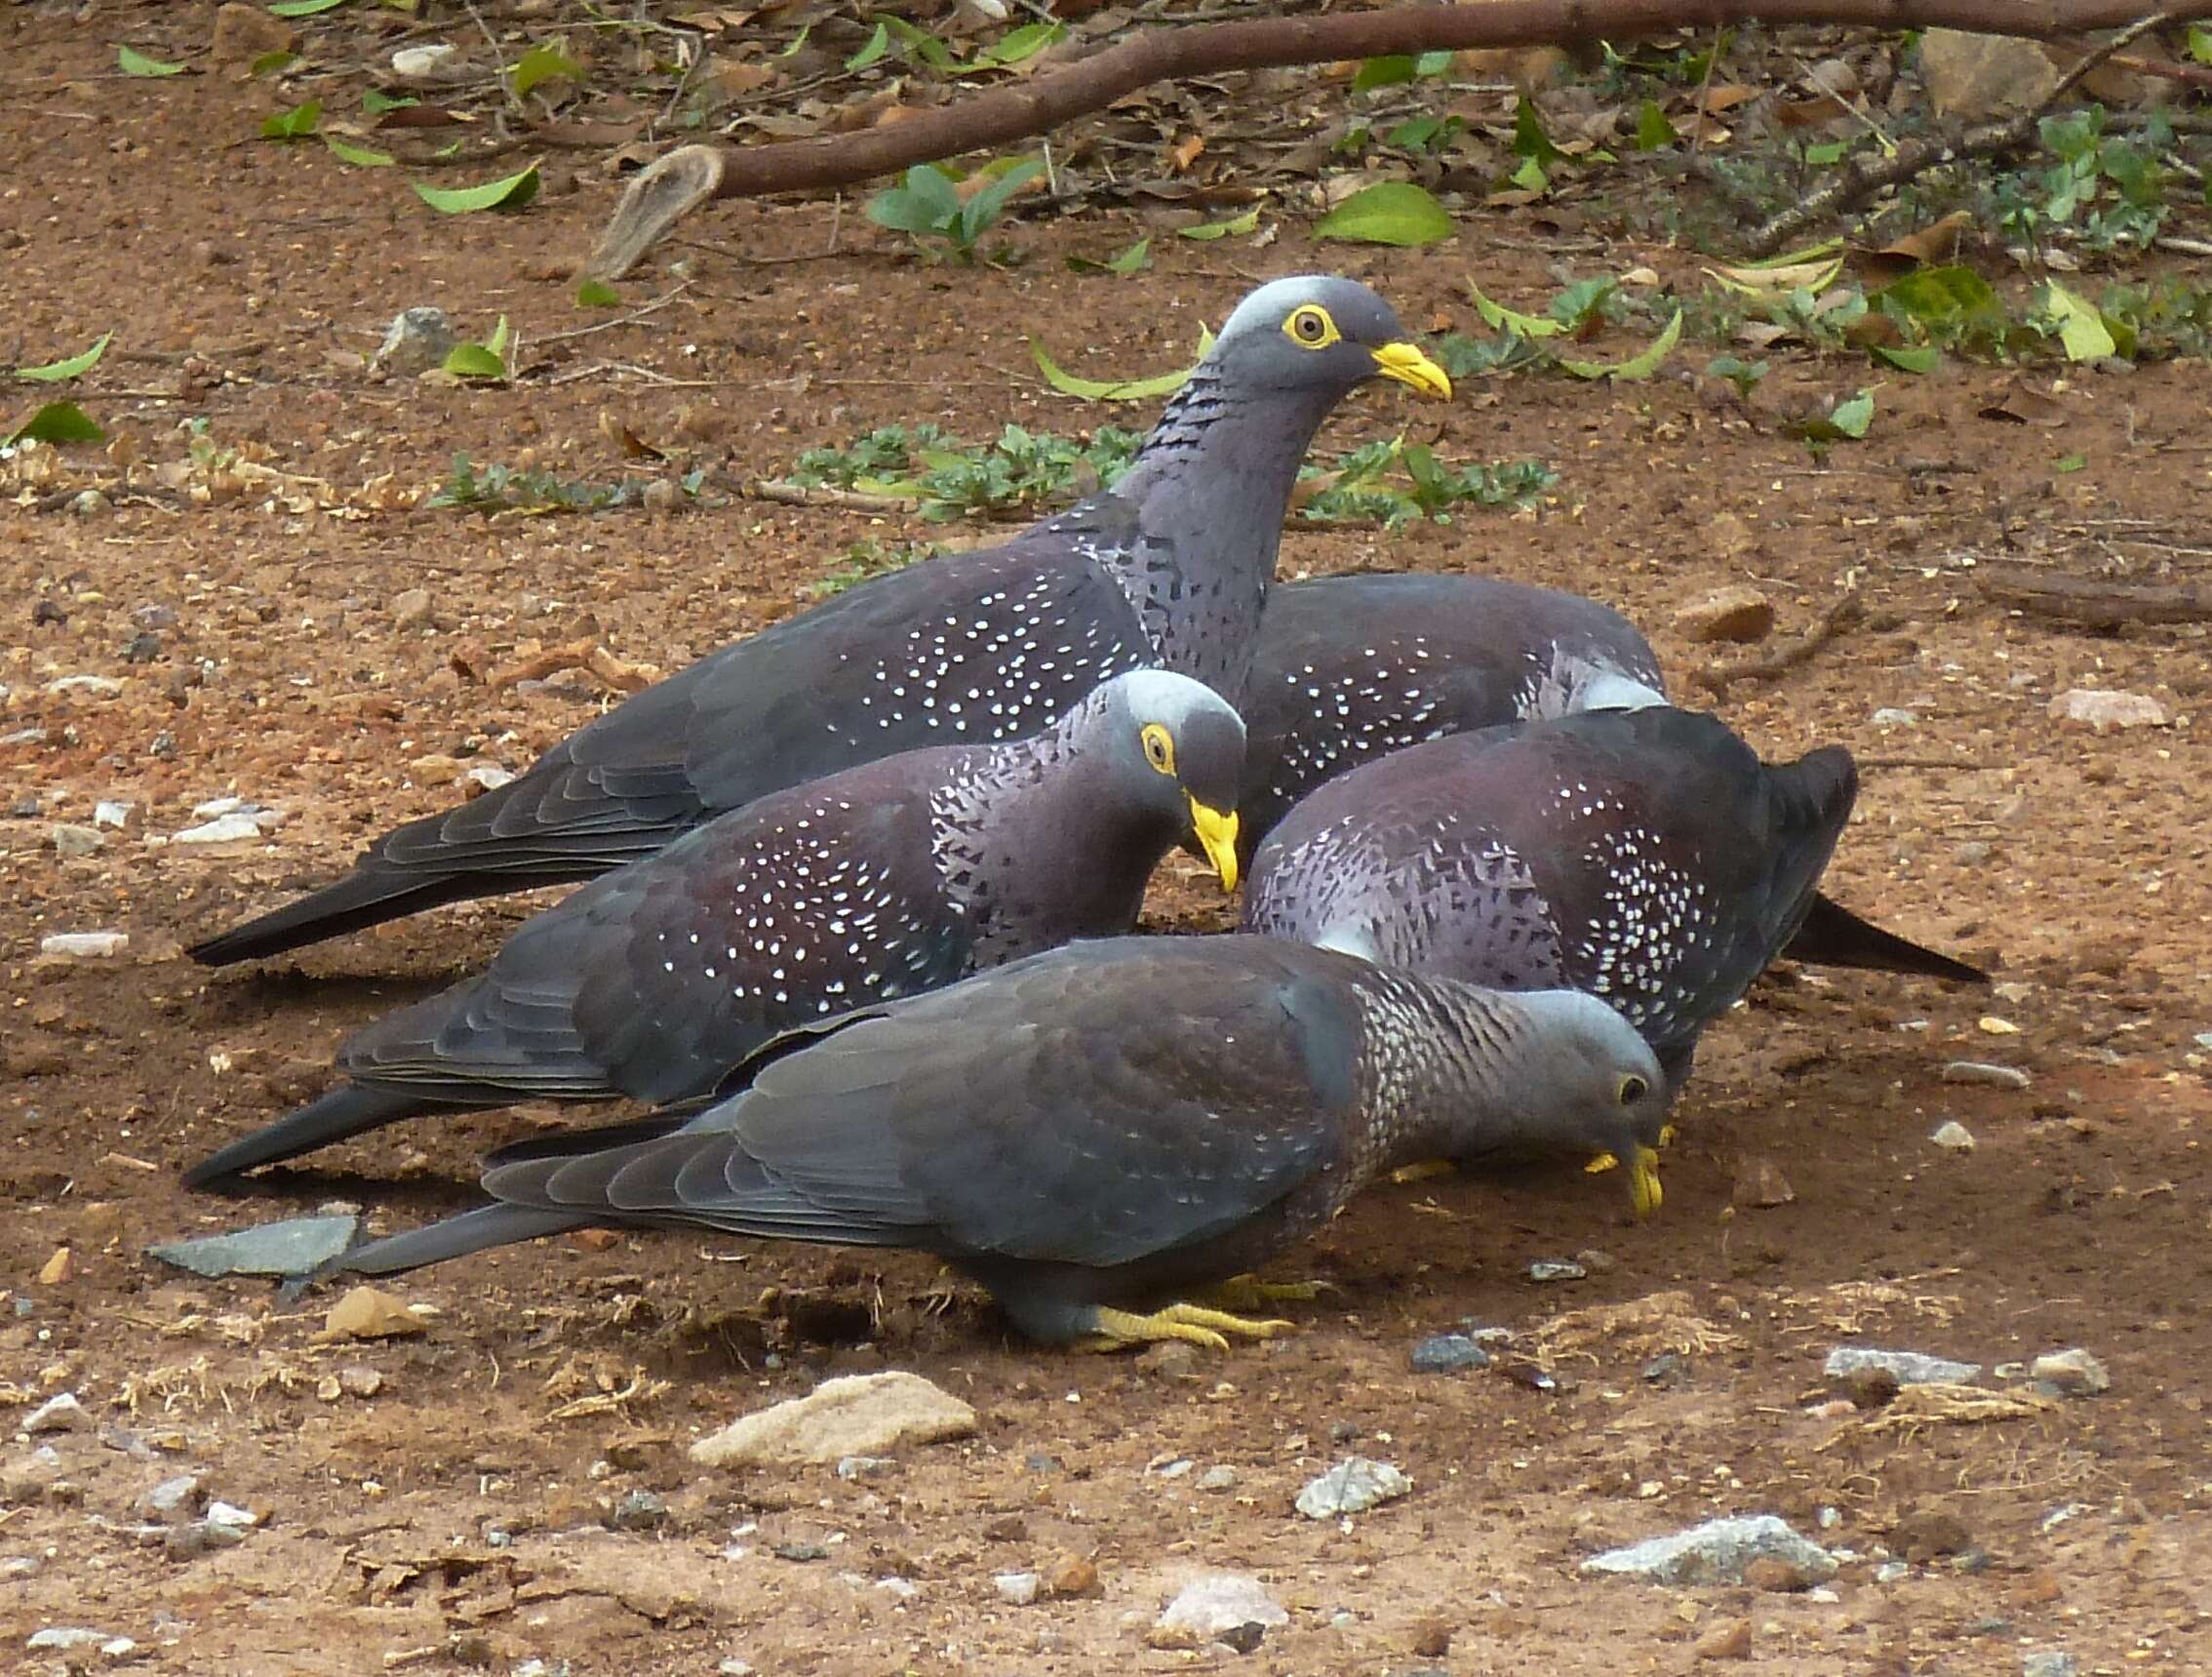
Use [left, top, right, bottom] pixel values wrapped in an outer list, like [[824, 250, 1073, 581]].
[[183, 670, 1246, 1185], [1235, 572, 1983, 984], [188, 277, 1450, 966], [345, 935, 1668, 1349], [1242, 705, 1951, 1095]]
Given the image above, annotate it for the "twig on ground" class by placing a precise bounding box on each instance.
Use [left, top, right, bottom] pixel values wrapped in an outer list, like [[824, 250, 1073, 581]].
[[487, 638, 658, 693], [1975, 564, 2212, 629], [730, 477, 925, 515], [1689, 592, 1866, 695]]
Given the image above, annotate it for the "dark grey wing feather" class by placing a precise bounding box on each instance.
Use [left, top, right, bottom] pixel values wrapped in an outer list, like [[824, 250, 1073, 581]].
[[481, 939, 1360, 1270]]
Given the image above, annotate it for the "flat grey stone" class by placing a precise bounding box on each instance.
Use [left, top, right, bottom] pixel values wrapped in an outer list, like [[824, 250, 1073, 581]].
[[2029, 1348, 2109, 1396], [2022, 1653, 2078, 1677], [1295, 1457, 1410, 1520], [1410, 1334, 1490, 1374], [146, 1214, 359, 1279], [1581, 1514, 1837, 1586], [1824, 1346, 1982, 1386], [1942, 1060, 2030, 1089], [1156, 1573, 1288, 1640]]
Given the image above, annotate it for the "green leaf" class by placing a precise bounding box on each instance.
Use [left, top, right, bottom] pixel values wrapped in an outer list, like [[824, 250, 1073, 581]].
[[1633, 100, 1676, 150], [1067, 237, 1150, 275], [443, 317, 510, 379], [363, 87, 416, 113], [249, 49, 298, 77], [413, 162, 541, 214], [118, 45, 183, 76], [1353, 55, 1417, 93], [1314, 181, 1452, 248], [509, 42, 584, 100], [1511, 95, 1565, 167], [1175, 208, 1259, 241], [1873, 344, 1941, 374], [880, 16, 953, 70], [865, 165, 962, 234], [2052, 452, 2087, 473], [260, 99, 322, 140], [324, 135, 394, 167], [1827, 389, 1875, 437], [2041, 279, 2117, 361], [269, 0, 347, 15], [7, 402, 105, 446], [1414, 51, 1454, 76], [575, 278, 621, 307], [1467, 280, 1564, 339], [1509, 155, 1548, 192], [846, 21, 889, 70], [963, 21, 1063, 70], [16, 332, 113, 383], [957, 157, 1044, 245], [1028, 327, 1214, 402], [1558, 308, 1682, 380], [2189, 24, 2211, 65]]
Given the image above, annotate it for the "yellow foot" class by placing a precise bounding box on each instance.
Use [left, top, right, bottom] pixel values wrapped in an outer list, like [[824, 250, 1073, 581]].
[[1201, 1273, 1336, 1311], [1076, 1302, 1297, 1353], [1388, 1157, 1458, 1185], [1587, 1145, 1665, 1218]]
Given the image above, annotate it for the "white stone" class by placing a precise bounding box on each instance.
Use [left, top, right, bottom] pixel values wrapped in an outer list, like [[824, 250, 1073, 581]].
[[994, 1571, 1042, 1606], [466, 764, 516, 792], [391, 43, 461, 81], [1942, 1061, 2030, 1090], [2029, 1348, 2110, 1396], [174, 811, 265, 845], [40, 931, 129, 959], [24, 1392, 88, 1433], [1930, 1119, 1976, 1152], [2047, 688, 2169, 732], [93, 800, 133, 828], [1581, 1514, 1837, 1585], [45, 674, 123, 697], [691, 1371, 978, 1468], [1825, 1347, 1982, 1386], [1294, 1457, 1410, 1520], [1156, 1574, 1289, 1640]]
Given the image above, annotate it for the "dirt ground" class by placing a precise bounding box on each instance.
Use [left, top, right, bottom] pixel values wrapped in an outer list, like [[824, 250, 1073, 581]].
[[5, 8, 2212, 1675]]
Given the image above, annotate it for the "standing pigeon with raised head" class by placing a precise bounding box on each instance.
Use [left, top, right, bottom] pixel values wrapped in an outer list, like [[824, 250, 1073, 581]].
[[346, 935, 1669, 1348], [188, 278, 1449, 966], [1235, 572, 1983, 983], [184, 670, 1246, 1185], [1243, 705, 1904, 1096]]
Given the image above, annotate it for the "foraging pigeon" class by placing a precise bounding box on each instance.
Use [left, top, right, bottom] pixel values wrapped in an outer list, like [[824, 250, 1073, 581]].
[[1243, 705, 1942, 1094], [1236, 573, 1983, 984], [188, 277, 1449, 966], [346, 935, 1667, 1348], [184, 670, 1245, 1185]]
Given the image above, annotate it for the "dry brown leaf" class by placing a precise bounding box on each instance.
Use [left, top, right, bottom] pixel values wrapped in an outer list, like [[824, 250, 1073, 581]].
[[1857, 209, 1977, 285], [598, 411, 665, 461], [1775, 93, 1851, 127], [1168, 133, 1205, 173], [320, 1285, 426, 1342]]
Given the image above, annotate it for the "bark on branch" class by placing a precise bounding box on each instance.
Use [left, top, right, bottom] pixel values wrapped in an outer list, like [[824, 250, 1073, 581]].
[[585, 0, 2212, 278]]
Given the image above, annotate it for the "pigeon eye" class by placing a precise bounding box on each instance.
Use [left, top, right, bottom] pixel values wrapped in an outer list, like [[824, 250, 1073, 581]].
[[1617, 1074, 1649, 1105], [1284, 305, 1339, 349], [1139, 722, 1176, 776]]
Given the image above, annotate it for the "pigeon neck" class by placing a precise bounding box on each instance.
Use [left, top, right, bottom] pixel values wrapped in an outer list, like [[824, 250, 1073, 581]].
[[1095, 364, 1348, 691], [1354, 974, 1564, 1164]]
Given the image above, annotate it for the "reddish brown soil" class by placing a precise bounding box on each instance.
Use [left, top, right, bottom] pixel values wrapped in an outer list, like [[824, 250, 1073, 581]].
[[4, 9, 2210, 1675]]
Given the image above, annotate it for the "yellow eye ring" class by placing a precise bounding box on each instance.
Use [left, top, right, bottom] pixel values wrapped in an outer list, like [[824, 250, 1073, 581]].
[[1283, 304, 1341, 350], [1617, 1073, 1649, 1105], [1139, 721, 1176, 776]]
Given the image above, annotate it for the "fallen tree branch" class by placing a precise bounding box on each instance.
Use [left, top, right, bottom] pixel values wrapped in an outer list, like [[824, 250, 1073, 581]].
[[1746, 9, 2178, 254], [487, 638, 658, 693], [1688, 591, 1865, 695], [584, 0, 2212, 277], [1975, 563, 2212, 629]]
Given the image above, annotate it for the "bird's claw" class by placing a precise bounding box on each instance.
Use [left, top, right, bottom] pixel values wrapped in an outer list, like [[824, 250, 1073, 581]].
[[1077, 1301, 1296, 1352]]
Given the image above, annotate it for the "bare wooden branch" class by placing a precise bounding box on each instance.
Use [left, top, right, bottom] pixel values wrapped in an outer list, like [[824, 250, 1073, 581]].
[[1975, 564, 2212, 629], [585, 0, 2212, 277]]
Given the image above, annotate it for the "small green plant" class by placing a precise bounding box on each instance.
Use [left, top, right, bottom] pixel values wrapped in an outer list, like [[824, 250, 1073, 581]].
[[1990, 105, 2169, 258], [1704, 354, 1769, 398], [428, 454, 692, 514], [788, 422, 1142, 521], [1300, 440, 1556, 528], [808, 539, 938, 597], [865, 157, 1044, 263]]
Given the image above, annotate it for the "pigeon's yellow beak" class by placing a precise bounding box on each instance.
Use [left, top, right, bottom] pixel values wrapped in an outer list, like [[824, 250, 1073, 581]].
[[1587, 1143, 1666, 1219], [1187, 798, 1241, 895], [1371, 341, 1453, 401]]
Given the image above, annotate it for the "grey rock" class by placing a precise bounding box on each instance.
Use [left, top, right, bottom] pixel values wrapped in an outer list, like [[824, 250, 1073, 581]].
[[0, 728, 51, 748], [1581, 1514, 1838, 1586], [1294, 1457, 1410, 1520], [1641, 1353, 1688, 1385], [2194, 1031, 2212, 1053], [51, 823, 104, 857], [835, 1456, 895, 1481], [146, 1214, 359, 1279], [2028, 1348, 2109, 1397], [1197, 1465, 1240, 1493], [1825, 1346, 1982, 1386], [1929, 1119, 1976, 1152], [1156, 1573, 1288, 1643], [206, 1500, 257, 1530], [46, 674, 123, 697], [39, 931, 130, 959], [466, 763, 516, 792], [1871, 707, 1918, 727], [1410, 1334, 1490, 1374], [26, 1626, 110, 1651], [1526, 1259, 1586, 1283], [165, 1517, 248, 1559], [23, 1393, 88, 1434], [140, 1474, 206, 1519], [1943, 1061, 2031, 1089], [1876, 1560, 1910, 1583], [375, 307, 459, 377], [994, 1571, 1042, 1607], [133, 604, 178, 630], [173, 810, 267, 845], [392, 587, 435, 631], [2047, 688, 2167, 732], [68, 490, 110, 517], [609, 1488, 667, 1532], [94, 800, 134, 829], [2022, 1654, 2079, 1677]]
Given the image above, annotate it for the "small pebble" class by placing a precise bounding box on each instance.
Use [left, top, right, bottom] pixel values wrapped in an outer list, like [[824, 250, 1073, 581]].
[[173, 810, 267, 845], [836, 1456, 894, 1480], [1871, 707, 1917, 727], [93, 800, 133, 828], [391, 587, 434, 630], [2028, 1348, 2109, 1397], [50, 823, 104, 857], [1694, 1617, 1753, 1660], [2022, 1653, 2079, 1677], [994, 1571, 1042, 1607], [1196, 1465, 1239, 1493], [24, 1392, 88, 1434], [1409, 1334, 1490, 1374], [1824, 1346, 1982, 1387], [1942, 1061, 2031, 1089], [609, 1488, 667, 1532], [46, 674, 123, 697], [1153, 1573, 1288, 1647], [466, 764, 516, 792], [1929, 1119, 1976, 1152], [1526, 1259, 1586, 1283], [39, 931, 129, 959], [1294, 1457, 1410, 1520], [1876, 1560, 1911, 1583], [26, 1627, 110, 1652], [2046, 688, 2167, 732]]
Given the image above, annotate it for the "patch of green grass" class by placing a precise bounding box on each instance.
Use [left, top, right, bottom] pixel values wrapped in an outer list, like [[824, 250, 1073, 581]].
[[1300, 441, 1557, 529], [427, 454, 691, 513], [808, 539, 940, 597], [788, 422, 1143, 521]]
